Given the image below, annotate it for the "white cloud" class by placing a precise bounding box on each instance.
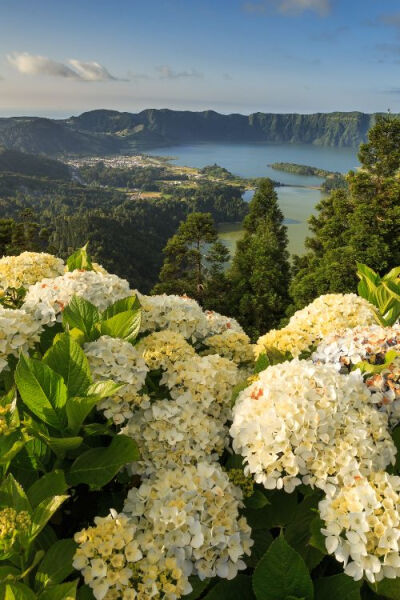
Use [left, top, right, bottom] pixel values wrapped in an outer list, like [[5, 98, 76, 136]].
[[156, 65, 203, 79], [7, 52, 119, 81], [243, 0, 331, 16], [68, 59, 116, 81]]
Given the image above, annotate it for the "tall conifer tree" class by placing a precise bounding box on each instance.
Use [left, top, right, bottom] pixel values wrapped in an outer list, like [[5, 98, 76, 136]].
[[227, 178, 291, 340]]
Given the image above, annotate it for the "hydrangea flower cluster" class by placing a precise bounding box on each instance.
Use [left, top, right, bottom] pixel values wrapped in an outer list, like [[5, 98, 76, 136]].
[[0, 252, 65, 290], [255, 294, 376, 359], [138, 293, 243, 344], [202, 331, 254, 366], [230, 359, 395, 494], [84, 336, 149, 424], [313, 325, 400, 426], [0, 306, 43, 373], [23, 270, 131, 324], [319, 472, 400, 583], [73, 510, 190, 600]]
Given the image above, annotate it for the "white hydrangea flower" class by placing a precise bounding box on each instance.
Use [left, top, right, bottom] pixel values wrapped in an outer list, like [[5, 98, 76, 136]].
[[123, 395, 228, 474], [138, 330, 196, 372], [123, 462, 253, 581], [230, 359, 395, 493], [0, 307, 43, 372], [73, 510, 191, 600], [84, 336, 149, 425], [23, 270, 131, 325], [313, 325, 400, 426], [138, 293, 243, 342], [0, 252, 65, 290], [319, 472, 400, 583], [256, 294, 377, 358]]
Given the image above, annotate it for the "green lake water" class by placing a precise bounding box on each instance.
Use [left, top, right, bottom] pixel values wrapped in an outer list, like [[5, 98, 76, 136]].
[[147, 142, 357, 256]]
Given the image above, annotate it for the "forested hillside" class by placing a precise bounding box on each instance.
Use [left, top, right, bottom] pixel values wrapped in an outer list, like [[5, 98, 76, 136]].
[[0, 109, 383, 156]]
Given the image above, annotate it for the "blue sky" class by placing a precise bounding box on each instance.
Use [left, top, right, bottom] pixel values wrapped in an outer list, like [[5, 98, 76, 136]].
[[1, 0, 400, 116]]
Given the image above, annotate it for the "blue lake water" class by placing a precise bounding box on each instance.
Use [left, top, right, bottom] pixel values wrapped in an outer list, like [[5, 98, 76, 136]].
[[148, 142, 358, 255]]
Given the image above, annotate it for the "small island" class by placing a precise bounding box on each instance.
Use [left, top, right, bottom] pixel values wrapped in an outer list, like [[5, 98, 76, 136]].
[[269, 162, 340, 178]]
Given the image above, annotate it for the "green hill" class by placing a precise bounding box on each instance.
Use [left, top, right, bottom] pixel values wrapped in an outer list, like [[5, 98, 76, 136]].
[[0, 147, 71, 179]]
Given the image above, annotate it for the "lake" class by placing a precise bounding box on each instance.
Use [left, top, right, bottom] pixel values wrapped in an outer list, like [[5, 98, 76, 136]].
[[147, 142, 357, 256]]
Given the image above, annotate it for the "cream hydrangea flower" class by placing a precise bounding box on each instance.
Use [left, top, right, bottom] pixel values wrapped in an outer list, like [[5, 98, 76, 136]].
[[230, 359, 395, 493], [23, 270, 131, 325], [319, 472, 400, 583], [84, 336, 149, 425], [138, 293, 243, 342], [202, 331, 254, 366], [255, 294, 376, 358], [73, 510, 191, 600], [0, 252, 65, 290], [138, 330, 195, 372], [123, 462, 253, 581], [123, 395, 228, 474], [0, 307, 43, 372]]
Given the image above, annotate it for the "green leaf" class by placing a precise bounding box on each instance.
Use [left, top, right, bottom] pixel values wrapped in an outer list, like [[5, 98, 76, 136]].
[[35, 539, 77, 589], [87, 380, 124, 399], [39, 323, 63, 354], [67, 435, 140, 488], [15, 356, 67, 430], [309, 515, 327, 555], [4, 583, 36, 600], [66, 396, 103, 434], [44, 334, 91, 398], [254, 353, 270, 374], [102, 295, 141, 319], [62, 297, 100, 340], [285, 494, 324, 570], [38, 580, 78, 600], [246, 529, 273, 568], [34, 525, 58, 553], [245, 489, 270, 509], [98, 309, 141, 342], [27, 471, 68, 508], [252, 535, 314, 600], [30, 495, 69, 541], [314, 574, 361, 600], [66, 243, 93, 272], [76, 586, 95, 600], [204, 576, 255, 599], [0, 474, 31, 513], [0, 567, 19, 584], [44, 436, 83, 457], [0, 432, 26, 468], [368, 579, 400, 599]]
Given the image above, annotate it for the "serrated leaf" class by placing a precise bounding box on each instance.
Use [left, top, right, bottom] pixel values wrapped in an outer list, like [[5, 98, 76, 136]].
[[102, 295, 141, 319], [87, 380, 124, 399], [35, 539, 77, 589], [98, 309, 141, 342], [44, 334, 91, 398], [252, 536, 313, 600], [67, 435, 139, 488], [27, 471, 68, 508], [66, 243, 93, 272], [368, 578, 400, 599], [15, 356, 67, 430], [245, 489, 270, 509], [4, 582, 36, 600], [30, 495, 69, 541], [66, 396, 103, 434], [38, 580, 78, 600], [62, 296, 100, 340], [0, 473, 31, 513]]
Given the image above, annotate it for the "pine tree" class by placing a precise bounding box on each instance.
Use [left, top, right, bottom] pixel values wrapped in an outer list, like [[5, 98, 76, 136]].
[[290, 115, 400, 310], [152, 212, 230, 305], [227, 179, 291, 340]]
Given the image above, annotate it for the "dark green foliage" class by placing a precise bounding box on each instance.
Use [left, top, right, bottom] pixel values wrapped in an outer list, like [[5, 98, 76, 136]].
[[226, 179, 291, 339], [153, 212, 230, 306], [0, 147, 70, 180], [290, 116, 400, 310]]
